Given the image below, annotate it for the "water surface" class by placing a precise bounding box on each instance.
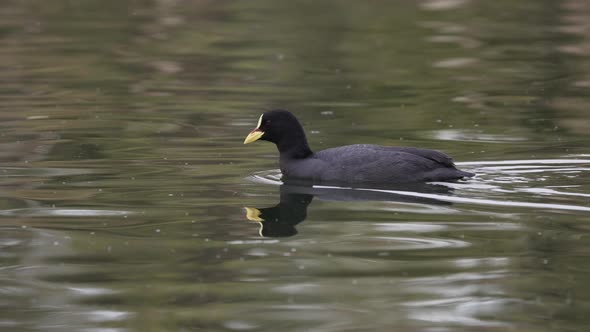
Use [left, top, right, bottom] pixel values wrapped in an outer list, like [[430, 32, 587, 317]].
[[1, 1, 589, 331]]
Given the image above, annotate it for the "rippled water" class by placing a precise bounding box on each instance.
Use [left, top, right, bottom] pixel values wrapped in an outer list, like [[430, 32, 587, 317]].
[[1, 1, 589, 331]]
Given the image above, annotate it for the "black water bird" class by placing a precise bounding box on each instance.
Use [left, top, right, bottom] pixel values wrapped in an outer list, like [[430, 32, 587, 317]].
[[244, 110, 474, 185]]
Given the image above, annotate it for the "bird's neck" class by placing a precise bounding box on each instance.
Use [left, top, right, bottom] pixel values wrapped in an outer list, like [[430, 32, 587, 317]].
[[276, 130, 313, 159]]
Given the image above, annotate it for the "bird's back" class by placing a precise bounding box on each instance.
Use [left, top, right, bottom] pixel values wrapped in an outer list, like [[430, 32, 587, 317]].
[[282, 144, 473, 184]]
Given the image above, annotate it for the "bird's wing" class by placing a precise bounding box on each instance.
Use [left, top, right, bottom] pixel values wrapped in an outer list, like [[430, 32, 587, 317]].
[[313, 145, 457, 183], [315, 144, 454, 168]]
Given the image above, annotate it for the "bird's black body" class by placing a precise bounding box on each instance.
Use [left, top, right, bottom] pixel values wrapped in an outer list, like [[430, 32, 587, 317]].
[[282, 144, 473, 185], [245, 110, 474, 186]]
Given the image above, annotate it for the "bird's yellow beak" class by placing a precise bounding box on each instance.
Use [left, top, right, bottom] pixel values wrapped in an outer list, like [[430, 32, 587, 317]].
[[244, 207, 264, 222], [243, 114, 264, 144], [244, 130, 264, 144]]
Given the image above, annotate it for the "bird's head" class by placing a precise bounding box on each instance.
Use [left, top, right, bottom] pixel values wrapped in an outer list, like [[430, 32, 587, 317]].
[[243, 109, 303, 145]]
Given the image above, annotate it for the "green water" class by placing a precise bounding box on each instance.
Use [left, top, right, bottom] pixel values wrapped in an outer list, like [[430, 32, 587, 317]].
[[1, 1, 589, 331]]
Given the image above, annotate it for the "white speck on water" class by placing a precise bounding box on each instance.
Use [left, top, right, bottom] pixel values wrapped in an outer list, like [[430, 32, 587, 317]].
[[246, 248, 268, 257], [53, 241, 59, 246], [228, 239, 280, 245], [155, 229, 161, 233], [433, 57, 477, 68], [320, 111, 333, 115], [27, 115, 49, 120], [223, 320, 259, 330]]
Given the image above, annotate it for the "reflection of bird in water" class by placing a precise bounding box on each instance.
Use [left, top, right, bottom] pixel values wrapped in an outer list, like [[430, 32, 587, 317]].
[[245, 183, 453, 238], [245, 190, 312, 238]]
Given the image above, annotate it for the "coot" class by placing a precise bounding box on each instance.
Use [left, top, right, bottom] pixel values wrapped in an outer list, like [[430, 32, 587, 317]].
[[244, 110, 474, 185]]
